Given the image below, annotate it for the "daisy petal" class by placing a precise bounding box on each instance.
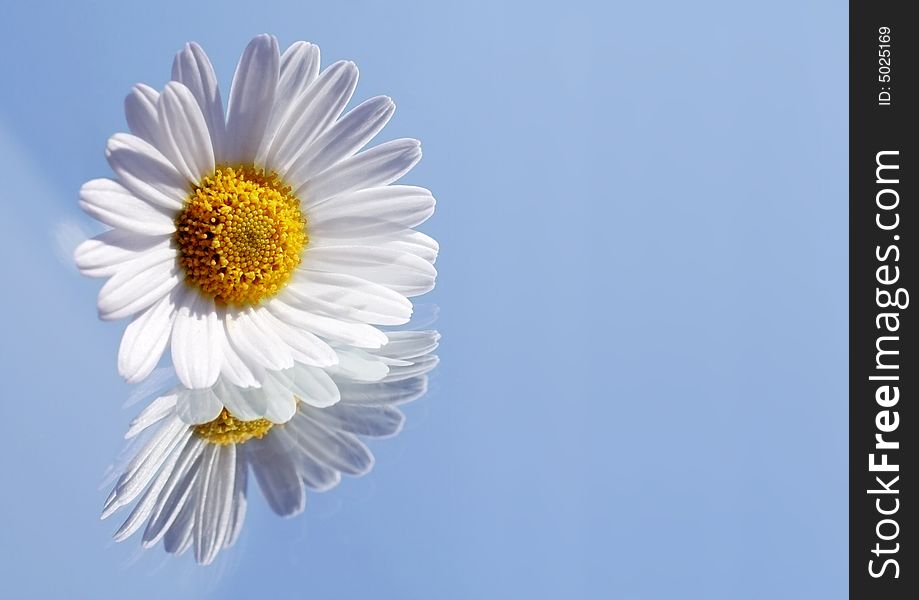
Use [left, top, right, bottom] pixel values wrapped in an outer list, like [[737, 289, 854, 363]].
[[79, 179, 176, 236], [383, 355, 440, 382], [225, 34, 280, 165], [249, 435, 305, 517], [327, 348, 389, 382], [224, 449, 248, 548], [266, 60, 358, 173], [311, 403, 406, 438], [175, 387, 224, 424], [273, 428, 340, 491], [171, 42, 226, 162], [224, 308, 294, 372], [106, 133, 189, 211], [259, 308, 337, 367], [278, 42, 321, 103], [302, 245, 436, 297], [157, 82, 215, 184], [285, 364, 341, 408], [285, 95, 393, 188], [142, 438, 202, 548], [256, 41, 321, 165], [336, 378, 429, 406], [308, 185, 435, 239], [118, 291, 178, 384], [162, 491, 195, 554], [291, 414, 374, 476], [103, 418, 188, 518], [309, 230, 438, 264], [380, 330, 442, 359], [110, 433, 187, 539], [218, 320, 262, 389], [299, 138, 421, 206], [226, 308, 294, 371], [125, 394, 179, 439], [281, 270, 413, 325], [218, 379, 268, 421], [195, 444, 236, 565], [376, 230, 439, 263], [97, 247, 179, 321], [124, 84, 160, 146], [260, 373, 298, 423], [74, 229, 170, 278], [171, 288, 223, 388], [268, 299, 390, 348]]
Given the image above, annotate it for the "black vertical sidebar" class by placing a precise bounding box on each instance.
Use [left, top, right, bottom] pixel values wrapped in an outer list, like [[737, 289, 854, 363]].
[[850, 1, 916, 597]]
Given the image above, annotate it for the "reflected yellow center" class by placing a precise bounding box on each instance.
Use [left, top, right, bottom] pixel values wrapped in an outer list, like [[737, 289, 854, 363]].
[[193, 408, 273, 445], [175, 165, 307, 306]]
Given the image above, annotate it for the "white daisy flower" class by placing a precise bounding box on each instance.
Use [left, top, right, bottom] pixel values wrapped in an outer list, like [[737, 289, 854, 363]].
[[102, 331, 439, 565], [75, 35, 438, 391]]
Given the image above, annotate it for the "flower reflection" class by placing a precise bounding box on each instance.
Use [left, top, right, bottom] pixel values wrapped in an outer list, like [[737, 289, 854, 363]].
[[103, 331, 439, 565]]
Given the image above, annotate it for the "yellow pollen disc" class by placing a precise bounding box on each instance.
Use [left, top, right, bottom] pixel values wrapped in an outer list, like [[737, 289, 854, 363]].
[[175, 165, 307, 306], [193, 408, 273, 445]]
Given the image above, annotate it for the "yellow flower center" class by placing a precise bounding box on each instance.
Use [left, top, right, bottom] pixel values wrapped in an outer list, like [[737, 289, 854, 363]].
[[175, 165, 307, 306], [193, 408, 273, 445]]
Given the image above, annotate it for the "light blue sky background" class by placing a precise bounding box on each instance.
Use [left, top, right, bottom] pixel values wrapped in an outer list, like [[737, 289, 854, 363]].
[[0, 1, 847, 598]]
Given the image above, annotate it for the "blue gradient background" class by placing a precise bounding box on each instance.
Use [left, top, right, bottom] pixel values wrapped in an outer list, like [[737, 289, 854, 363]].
[[0, 1, 847, 598]]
